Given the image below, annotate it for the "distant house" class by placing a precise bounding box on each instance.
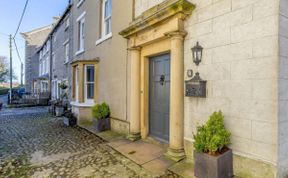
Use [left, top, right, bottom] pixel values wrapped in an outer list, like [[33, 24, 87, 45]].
[[21, 25, 53, 93], [36, 4, 73, 100]]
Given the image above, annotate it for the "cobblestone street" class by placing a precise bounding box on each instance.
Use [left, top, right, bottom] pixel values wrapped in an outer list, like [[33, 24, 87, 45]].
[[0, 106, 179, 178]]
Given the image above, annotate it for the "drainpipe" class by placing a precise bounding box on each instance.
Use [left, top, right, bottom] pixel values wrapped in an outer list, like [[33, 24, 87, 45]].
[[49, 34, 53, 100]]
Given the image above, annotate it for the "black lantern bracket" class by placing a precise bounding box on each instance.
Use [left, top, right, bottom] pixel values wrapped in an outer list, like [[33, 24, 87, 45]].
[[191, 41, 203, 66], [185, 72, 207, 98]]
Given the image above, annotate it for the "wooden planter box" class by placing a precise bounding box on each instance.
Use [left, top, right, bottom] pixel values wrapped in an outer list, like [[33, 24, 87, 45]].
[[93, 118, 110, 133], [194, 149, 233, 178]]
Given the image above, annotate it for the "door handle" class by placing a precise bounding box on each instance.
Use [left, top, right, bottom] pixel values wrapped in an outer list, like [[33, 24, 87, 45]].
[[160, 75, 165, 85]]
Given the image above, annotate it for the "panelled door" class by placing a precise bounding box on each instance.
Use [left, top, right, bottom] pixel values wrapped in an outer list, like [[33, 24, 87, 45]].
[[149, 54, 170, 142]]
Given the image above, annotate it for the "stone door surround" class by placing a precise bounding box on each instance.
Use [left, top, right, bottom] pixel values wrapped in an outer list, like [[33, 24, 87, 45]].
[[120, 0, 195, 161]]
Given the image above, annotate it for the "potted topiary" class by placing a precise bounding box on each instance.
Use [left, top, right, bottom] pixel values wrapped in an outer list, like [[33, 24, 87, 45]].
[[63, 110, 77, 127], [193, 111, 233, 178], [92, 102, 110, 132]]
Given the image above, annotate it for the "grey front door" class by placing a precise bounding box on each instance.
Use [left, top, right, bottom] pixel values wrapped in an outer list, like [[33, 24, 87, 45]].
[[149, 54, 170, 142]]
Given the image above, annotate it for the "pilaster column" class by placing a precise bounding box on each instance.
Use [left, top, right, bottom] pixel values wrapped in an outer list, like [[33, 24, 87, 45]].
[[127, 46, 141, 141], [78, 63, 84, 103], [165, 31, 186, 161]]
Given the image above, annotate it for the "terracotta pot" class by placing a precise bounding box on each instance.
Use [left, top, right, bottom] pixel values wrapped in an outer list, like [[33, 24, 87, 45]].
[[194, 149, 233, 178]]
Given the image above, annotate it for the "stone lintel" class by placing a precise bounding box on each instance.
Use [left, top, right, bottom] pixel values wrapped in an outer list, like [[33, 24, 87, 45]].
[[119, 0, 195, 38]]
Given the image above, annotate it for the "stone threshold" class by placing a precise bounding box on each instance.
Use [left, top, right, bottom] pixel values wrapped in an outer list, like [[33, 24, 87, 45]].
[[79, 125, 182, 177]]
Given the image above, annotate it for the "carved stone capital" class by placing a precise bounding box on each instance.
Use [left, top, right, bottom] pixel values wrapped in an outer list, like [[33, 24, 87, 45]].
[[165, 30, 187, 39], [128, 46, 142, 51]]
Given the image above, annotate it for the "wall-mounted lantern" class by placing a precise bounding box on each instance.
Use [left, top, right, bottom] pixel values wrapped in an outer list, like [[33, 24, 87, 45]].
[[191, 42, 203, 66]]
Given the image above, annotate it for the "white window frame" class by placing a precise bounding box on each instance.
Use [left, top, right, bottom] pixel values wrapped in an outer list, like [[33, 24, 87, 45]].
[[63, 40, 69, 63], [96, 0, 112, 45], [75, 66, 79, 102], [65, 16, 70, 30], [76, 11, 86, 55], [77, 0, 85, 8], [39, 61, 42, 76], [41, 81, 48, 92], [84, 65, 95, 103], [57, 81, 62, 99], [46, 56, 49, 74]]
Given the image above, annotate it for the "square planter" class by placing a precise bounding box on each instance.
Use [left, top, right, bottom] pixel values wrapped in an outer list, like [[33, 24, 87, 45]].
[[194, 149, 233, 178], [63, 117, 77, 127], [55, 106, 64, 117], [93, 118, 110, 133]]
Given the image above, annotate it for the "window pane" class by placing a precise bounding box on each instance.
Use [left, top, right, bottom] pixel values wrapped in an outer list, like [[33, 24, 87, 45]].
[[105, 1, 109, 18], [87, 83, 94, 99], [86, 66, 94, 82]]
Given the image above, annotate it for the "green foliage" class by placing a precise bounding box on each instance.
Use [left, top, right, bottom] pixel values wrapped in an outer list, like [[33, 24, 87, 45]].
[[0, 56, 17, 83], [0, 88, 9, 95], [59, 81, 68, 90], [92, 102, 110, 120], [193, 111, 231, 155]]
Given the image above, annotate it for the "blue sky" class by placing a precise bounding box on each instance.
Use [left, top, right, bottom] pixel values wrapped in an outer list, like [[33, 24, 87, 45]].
[[0, 0, 69, 83]]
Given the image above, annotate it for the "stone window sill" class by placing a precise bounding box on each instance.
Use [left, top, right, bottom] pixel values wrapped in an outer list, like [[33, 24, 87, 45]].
[[75, 49, 84, 56], [70, 101, 95, 108], [95, 33, 112, 46]]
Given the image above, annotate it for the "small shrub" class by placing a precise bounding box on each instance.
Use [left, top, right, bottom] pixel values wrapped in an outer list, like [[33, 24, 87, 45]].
[[193, 111, 231, 155], [92, 102, 110, 120]]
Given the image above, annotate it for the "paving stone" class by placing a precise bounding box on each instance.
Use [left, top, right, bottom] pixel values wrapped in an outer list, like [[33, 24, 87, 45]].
[[0, 106, 180, 178]]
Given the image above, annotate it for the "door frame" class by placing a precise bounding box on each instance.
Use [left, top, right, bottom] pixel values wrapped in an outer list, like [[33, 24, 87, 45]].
[[140, 39, 171, 139]]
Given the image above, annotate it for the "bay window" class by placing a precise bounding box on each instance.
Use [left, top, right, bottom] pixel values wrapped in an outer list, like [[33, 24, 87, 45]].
[[64, 42, 69, 63], [85, 65, 95, 102], [72, 61, 98, 104]]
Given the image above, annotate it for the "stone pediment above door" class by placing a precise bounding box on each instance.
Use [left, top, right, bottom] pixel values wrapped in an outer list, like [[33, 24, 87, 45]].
[[119, 0, 195, 47]]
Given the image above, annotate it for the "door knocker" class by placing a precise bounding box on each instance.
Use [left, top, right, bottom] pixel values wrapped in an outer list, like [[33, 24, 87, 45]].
[[160, 75, 165, 86]]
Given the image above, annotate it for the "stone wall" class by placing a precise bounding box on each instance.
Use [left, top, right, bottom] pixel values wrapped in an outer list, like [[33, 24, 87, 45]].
[[22, 26, 52, 92], [135, 0, 281, 176], [51, 9, 73, 99], [278, 0, 288, 177], [71, 0, 133, 133]]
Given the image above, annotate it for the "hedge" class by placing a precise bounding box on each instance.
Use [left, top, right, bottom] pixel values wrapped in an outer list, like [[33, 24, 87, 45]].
[[0, 88, 9, 95]]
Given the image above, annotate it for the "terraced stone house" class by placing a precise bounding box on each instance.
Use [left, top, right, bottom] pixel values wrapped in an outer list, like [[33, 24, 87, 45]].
[[70, 0, 133, 133], [119, 0, 288, 177], [22, 0, 288, 177], [21, 25, 53, 93]]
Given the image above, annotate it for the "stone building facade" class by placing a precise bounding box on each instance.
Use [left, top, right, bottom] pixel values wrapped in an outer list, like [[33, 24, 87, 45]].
[[120, 0, 288, 177], [50, 5, 74, 100], [70, 0, 133, 133], [21, 25, 53, 92]]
